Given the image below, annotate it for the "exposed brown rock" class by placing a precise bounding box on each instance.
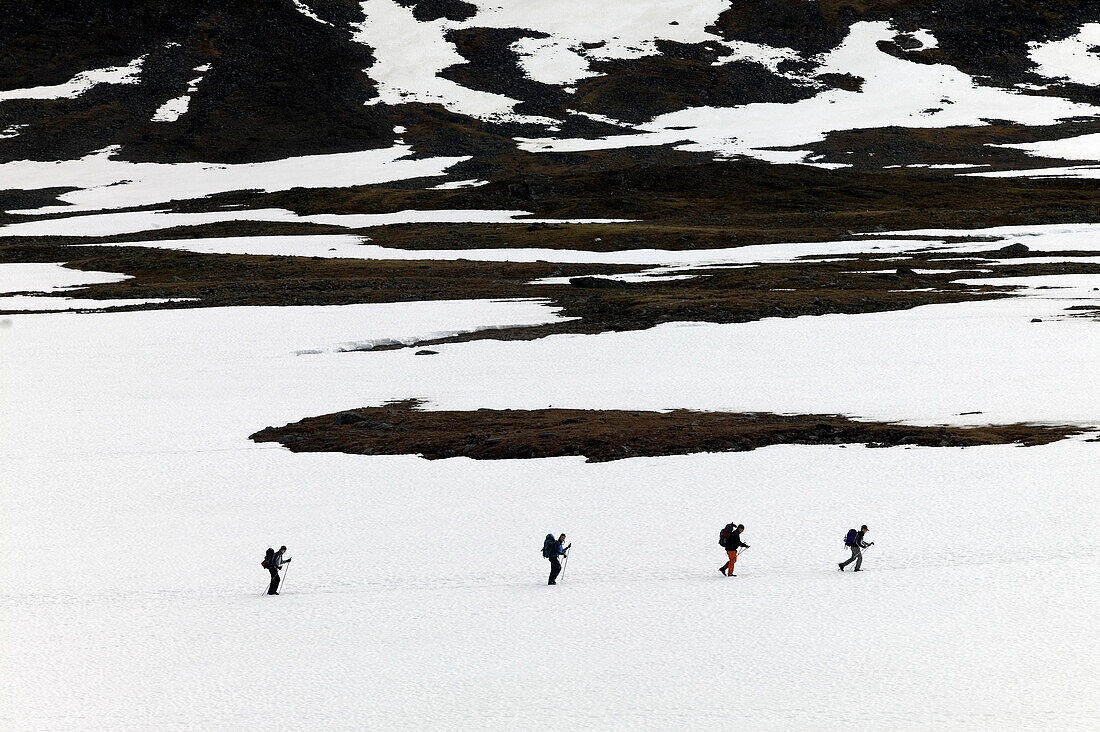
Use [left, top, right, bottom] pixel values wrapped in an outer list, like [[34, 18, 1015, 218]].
[[251, 400, 1082, 461]]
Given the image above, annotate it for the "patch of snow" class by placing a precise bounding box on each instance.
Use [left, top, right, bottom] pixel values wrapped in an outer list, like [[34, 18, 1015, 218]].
[[67, 234, 951, 263], [989, 131, 1100, 162], [151, 96, 190, 123], [569, 110, 627, 126], [969, 164, 1100, 179], [0, 145, 470, 213], [1029, 23, 1100, 86], [531, 272, 702, 285], [955, 273, 1100, 300], [886, 223, 1100, 254], [906, 29, 939, 50], [0, 55, 146, 102], [0, 295, 191, 312], [0, 209, 631, 238], [516, 22, 1098, 163], [291, 0, 333, 26], [511, 37, 591, 86], [474, 0, 731, 63], [0, 263, 129, 294], [983, 256, 1100, 266], [0, 124, 26, 139], [429, 179, 488, 190], [713, 40, 801, 74]]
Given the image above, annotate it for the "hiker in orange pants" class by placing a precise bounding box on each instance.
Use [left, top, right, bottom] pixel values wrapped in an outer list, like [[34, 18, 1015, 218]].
[[718, 523, 749, 576]]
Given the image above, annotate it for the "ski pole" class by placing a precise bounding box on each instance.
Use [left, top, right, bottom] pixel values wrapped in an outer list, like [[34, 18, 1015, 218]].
[[280, 560, 291, 593], [560, 546, 571, 581]]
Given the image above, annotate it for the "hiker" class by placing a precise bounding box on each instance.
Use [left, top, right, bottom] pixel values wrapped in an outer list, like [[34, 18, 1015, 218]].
[[543, 533, 570, 585], [266, 545, 291, 595], [718, 523, 748, 576], [839, 525, 873, 572]]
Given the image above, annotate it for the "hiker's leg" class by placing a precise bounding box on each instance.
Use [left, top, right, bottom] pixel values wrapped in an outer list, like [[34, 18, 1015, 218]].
[[268, 568, 280, 595], [854, 548, 863, 571], [719, 560, 729, 575], [548, 557, 561, 584], [727, 550, 738, 574]]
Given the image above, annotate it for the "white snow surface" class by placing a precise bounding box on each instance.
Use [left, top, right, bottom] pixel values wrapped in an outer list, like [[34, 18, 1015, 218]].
[[0, 294, 189, 312], [990, 131, 1100, 161], [0, 208, 629, 238], [0, 145, 469, 214], [516, 22, 1098, 163], [883, 222, 1100, 253], [2, 258, 1099, 728], [151, 95, 190, 123], [1029, 23, 1100, 86], [0, 262, 191, 311], [0, 262, 128, 294], [0, 55, 145, 102], [71, 233, 943, 263]]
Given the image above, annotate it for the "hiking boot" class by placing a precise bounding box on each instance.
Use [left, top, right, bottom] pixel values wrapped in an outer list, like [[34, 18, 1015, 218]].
[[838, 563, 845, 571], [718, 567, 726, 576], [548, 581, 556, 585], [853, 569, 862, 572]]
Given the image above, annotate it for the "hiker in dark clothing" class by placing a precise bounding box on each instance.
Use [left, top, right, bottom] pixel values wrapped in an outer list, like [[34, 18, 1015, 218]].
[[719, 523, 749, 576], [544, 533, 569, 585], [839, 526, 873, 572], [265, 547, 279, 594], [267, 545, 291, 595]]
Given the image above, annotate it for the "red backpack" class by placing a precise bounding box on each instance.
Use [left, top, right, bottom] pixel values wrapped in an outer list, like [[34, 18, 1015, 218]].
[[719, 523, 735, 547]]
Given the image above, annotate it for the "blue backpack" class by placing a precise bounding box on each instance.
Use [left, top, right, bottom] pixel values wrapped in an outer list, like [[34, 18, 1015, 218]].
[[542, 534, 556, 558], [844, 529, 857, 547]]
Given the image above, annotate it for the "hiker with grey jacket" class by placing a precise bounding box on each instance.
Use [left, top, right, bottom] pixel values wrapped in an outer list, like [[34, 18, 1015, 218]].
[[839, 526, 873, 572], [266, 545, 291, 594]]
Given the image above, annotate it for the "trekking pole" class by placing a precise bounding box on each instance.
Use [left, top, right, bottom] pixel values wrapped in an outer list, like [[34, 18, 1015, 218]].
[[280, 561, 291, 593], [560, 547, 571, 581]]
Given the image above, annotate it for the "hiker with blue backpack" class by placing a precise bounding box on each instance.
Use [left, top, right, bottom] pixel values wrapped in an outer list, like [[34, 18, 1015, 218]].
[[542, 533, 570, 585], [839, 526, 873, 572], [718, 523, 749, 576]]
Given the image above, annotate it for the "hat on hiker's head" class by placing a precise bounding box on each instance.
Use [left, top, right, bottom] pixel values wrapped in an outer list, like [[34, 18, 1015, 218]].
[[737, 524, 744, 530], [860, 525, 868, 530]]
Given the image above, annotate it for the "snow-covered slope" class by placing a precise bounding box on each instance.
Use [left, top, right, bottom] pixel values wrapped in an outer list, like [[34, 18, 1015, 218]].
[[2, 282, 1097, 729]]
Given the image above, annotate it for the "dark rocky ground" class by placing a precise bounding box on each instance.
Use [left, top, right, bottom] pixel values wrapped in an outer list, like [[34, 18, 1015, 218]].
[[4, 1, 1100, 457], [251, 399, 1082, 461]]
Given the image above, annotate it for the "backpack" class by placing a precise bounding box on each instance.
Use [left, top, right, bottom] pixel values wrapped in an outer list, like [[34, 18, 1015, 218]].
[[844, 529, 857, 547], [719, 523, 735, 548], [262, 548, 274, 569], [542, 534, 556, 558]]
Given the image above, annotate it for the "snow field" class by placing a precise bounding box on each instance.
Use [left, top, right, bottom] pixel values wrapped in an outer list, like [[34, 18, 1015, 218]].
[[0, 145, 469, 214], [1, 277, 1098, 728]]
